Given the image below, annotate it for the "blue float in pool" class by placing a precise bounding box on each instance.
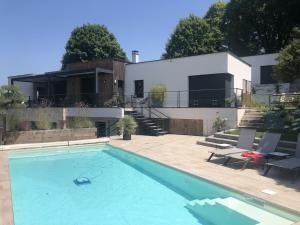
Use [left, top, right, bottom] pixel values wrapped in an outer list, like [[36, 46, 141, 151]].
[[73, 177, 91, 186]]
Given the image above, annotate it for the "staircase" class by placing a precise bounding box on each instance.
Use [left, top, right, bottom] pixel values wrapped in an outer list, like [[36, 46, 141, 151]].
[[239, 109, 265, 129], [126, 110, 168, 136], [197, 131, 297, 153], [186, 197, 293, 225]]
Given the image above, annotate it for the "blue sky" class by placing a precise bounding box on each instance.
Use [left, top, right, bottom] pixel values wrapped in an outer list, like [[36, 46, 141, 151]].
[[0, 0, 218, 85]]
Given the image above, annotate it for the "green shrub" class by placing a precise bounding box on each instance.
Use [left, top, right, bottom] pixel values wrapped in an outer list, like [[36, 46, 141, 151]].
[[213, 116, 227, 132], [35, 109, 52, 130], [150, 84, 167, 107], [104, 96, 124, 107], [251, 100, 270, 112], [117, 115, 137, 134], [68, 117, 93, 129], [6, 113, 21, 131]]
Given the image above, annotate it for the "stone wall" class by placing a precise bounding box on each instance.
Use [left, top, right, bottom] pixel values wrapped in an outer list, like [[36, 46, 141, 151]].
[[5, 128, 97, 145]]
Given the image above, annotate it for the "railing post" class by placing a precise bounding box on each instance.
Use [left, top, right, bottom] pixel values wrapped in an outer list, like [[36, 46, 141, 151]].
[[177, 91, 180, 108], [28, 96, 31, 107], [148, 92, 151, 108], [235, 89, 238, 108], [268, 95, 271, 106], [107, 121, 111, 137]]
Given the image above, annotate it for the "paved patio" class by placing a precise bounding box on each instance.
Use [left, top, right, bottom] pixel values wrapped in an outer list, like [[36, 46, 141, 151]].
[[110, 135, 300, 215], [0, 134, 300, 225]]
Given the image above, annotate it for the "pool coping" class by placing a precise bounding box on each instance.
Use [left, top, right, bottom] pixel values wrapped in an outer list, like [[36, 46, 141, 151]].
[[1, 139, 299, 225], [107, 144, 300, 224], [0, 138, 110, 151]]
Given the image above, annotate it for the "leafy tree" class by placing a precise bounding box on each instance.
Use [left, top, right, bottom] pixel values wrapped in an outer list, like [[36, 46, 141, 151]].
[[204, 1, 227, 51], [274, 28, 300, 82], [162, 15, 216, 59], [0, 85, 25, 111], [223, 0, 300, 56], [62, 24, 127, 67]]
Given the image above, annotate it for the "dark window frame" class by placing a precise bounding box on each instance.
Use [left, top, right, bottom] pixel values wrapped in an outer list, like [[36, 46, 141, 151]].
[[260, 65, 276, 84], [134, 80, 144, 98]]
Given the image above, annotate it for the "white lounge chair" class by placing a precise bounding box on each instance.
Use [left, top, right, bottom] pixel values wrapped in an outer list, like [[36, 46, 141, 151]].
[[223, 132, 282, 169], [264, 133, 300, 178], [207, 128, 256, 162]]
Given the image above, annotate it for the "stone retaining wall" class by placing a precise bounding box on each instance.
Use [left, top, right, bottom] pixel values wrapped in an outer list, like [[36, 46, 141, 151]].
[[4, 128, 97, 145]]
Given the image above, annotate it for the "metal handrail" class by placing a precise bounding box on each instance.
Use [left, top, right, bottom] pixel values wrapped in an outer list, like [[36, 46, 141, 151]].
[[104, 120, 119, 137]]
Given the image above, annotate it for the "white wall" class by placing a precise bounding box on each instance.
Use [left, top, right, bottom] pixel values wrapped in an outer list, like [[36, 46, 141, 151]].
[[227, 54, 251, 90], [241, 53, 278, 85], [6, 108, 124, 130], [125, 52, 250, 107], [136, 107, 244, 136], [66, 107, 124, 118]]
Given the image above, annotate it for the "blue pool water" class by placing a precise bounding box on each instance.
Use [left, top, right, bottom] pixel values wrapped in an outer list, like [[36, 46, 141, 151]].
[[8, 144, 299, 225]]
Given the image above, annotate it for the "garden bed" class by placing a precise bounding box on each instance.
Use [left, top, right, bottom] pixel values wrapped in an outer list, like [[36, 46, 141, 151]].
[[4, 128, 97, 145]]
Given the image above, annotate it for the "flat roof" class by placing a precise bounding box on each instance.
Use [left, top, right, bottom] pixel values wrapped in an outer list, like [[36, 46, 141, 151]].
[[125, 51, 252, 67], [10, 67, 113, 83]]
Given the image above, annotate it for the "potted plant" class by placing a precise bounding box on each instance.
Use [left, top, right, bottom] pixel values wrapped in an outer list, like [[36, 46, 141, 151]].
[[149, 84, 167, 107], [213, 116, 227, 132], [117, 115, 137, 140]]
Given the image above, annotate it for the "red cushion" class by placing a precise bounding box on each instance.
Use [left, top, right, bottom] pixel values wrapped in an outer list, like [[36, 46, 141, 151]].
[[242, 151, 264, 163]]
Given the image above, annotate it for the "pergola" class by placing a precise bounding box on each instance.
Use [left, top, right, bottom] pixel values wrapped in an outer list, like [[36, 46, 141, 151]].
[[10, 67, 113, 99]]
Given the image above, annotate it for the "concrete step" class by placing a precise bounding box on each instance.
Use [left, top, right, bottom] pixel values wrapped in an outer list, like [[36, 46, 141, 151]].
[[197, 140, 232, 149], [205, 136, 237, 145], [204, 132, 297, 152], [239, 122, 264, 127], [187, 196, 293, 225], [157, 131, 168, 135], [241, 119, 264, 123]]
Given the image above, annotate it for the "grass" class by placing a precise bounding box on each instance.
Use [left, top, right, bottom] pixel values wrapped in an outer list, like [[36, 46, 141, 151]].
[[226, 128, 298, 142]]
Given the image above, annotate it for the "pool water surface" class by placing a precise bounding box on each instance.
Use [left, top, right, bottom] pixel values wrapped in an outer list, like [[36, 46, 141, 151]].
[[8, 144, 299, 225]]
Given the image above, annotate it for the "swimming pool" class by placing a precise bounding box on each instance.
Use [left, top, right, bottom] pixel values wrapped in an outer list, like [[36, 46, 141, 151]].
[[8, 144, 300, 225]]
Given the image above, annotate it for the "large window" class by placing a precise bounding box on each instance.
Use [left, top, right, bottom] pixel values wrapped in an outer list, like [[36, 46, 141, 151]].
[[260, 65, 276, 84], [134, 80, 144, 98], [188, 73, 232, 107]]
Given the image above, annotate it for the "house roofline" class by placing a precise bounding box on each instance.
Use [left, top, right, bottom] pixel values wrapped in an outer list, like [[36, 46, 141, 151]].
[[125, 51, 251, 67], [241, 52, 279, 58]]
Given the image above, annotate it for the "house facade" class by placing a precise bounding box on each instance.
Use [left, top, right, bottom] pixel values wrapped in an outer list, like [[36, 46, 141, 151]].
[[125, 52, 251, 108], [8, 59, 126, 107], [241, 53, 290, 104], [8, 51, 252, 135]]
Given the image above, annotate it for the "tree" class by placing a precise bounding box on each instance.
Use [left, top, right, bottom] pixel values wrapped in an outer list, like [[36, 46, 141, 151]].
[[162, 15, 216, 59], [62, 24, 127, 67], [223, 0, 300, 56], [0, 85, 25, 111], [204, 1, 227, 51], [274, 28, 300, 83]]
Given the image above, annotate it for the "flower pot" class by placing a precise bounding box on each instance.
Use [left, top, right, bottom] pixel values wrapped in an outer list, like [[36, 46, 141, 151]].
[[123, 132, 131, 140]]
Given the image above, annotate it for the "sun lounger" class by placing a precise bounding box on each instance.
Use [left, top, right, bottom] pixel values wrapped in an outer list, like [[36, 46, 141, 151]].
[[223, 132, 281, 169], [207, 128, 256, 161], [264, 133, 300, 178]]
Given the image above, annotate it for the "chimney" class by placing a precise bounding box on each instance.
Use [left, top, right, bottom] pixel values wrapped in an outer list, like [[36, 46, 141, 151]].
[[132, 50, 140, 63]]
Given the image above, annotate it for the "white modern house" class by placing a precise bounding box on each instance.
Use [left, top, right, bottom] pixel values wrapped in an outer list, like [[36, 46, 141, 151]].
[[126, 52, 251, 107], [125, 52, 251, 135]]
